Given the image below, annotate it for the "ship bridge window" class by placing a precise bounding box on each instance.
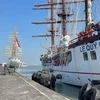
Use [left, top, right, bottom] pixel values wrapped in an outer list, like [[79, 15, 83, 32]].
[[83, 52, 88, 60], [90, 51, 97, 60]]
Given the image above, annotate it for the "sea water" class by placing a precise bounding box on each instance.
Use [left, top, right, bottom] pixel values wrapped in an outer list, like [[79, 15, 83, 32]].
[[17, 65, 81, 100]]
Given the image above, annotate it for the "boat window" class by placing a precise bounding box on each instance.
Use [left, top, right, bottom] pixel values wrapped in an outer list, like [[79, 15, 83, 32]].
[[83, 52, 88, 60], [66, 51, 72, 63], [90, 51, 97, 60]]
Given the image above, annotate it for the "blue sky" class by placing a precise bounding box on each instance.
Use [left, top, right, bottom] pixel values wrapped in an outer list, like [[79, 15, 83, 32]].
[[0, 0, 49, 65], [0, 0, 99, 65]]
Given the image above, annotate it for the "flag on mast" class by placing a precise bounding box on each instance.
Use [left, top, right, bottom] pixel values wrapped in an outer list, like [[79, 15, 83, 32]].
[[16, 37, 22, 52]]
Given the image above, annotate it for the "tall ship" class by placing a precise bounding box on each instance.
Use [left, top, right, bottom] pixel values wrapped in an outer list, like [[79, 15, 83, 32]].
[[5, 28, 22, 69], [32, 0, 100, 86]]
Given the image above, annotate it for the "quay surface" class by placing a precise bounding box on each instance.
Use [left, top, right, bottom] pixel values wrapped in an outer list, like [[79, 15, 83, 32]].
[[0, 72, 69, 100]]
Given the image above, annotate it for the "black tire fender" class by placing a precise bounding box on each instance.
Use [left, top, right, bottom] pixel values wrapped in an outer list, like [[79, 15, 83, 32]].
[[84, 87, 97, 100], [91, 80, 100, 86], [78, 83, 92, 100]]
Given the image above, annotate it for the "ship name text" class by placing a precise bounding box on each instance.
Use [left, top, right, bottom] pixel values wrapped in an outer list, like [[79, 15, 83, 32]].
[[80, 42, 98, 52]]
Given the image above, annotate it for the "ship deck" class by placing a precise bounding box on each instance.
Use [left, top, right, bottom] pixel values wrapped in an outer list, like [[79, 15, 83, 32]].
[[0, 72, 69, 100]]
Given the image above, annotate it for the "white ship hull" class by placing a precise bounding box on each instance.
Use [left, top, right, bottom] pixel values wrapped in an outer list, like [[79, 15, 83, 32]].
[[7, 59, 21, 69], [41, 35, 100, 86], [34, 0, 100, 86]]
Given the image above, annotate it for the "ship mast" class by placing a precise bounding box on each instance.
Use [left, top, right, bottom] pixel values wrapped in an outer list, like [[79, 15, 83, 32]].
[[57, 0, 67, 37], [11, 28, 17, 59], [85, 0, 92, 28], [50, 0, 55, 48], [32, 0, 85, 47], [62, 0, 67, 36], [32, 0, 56, 49]]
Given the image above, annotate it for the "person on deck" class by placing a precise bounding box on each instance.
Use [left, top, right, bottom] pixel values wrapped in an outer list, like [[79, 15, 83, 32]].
[[4, 64, 7, 75], [96, 22, 100, 34], [93, 22, 100, 34]]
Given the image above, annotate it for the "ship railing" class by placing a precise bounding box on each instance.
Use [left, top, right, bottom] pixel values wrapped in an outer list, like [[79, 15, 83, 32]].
[[68, 37, 78, 45]]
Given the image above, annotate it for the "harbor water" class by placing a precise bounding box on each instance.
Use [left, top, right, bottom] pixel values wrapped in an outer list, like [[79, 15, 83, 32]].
[[17, 65, 81, 100]]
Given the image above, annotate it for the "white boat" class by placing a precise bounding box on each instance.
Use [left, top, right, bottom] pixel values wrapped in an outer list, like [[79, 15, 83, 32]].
[[6, 28, 22, 69], [33, 0, 100, 86], [20, 61, 27, 67]]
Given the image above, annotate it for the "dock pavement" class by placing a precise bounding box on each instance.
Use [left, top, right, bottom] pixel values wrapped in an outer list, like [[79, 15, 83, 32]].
[[0, 72, 69, 100]]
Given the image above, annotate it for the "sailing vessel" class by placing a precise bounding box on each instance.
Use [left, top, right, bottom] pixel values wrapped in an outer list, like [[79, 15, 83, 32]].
[[6, 28, 22, 69], [32, 0, 100, 86]]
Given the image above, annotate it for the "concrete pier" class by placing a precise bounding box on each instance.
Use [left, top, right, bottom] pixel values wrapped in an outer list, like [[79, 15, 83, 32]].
[[0, 73, 69, 100]]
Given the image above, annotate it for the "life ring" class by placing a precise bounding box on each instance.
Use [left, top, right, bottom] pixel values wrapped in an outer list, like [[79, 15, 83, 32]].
[[84, 87, 97, 100], [91, 80, 100, 86], [78, 83, 92, 100]]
